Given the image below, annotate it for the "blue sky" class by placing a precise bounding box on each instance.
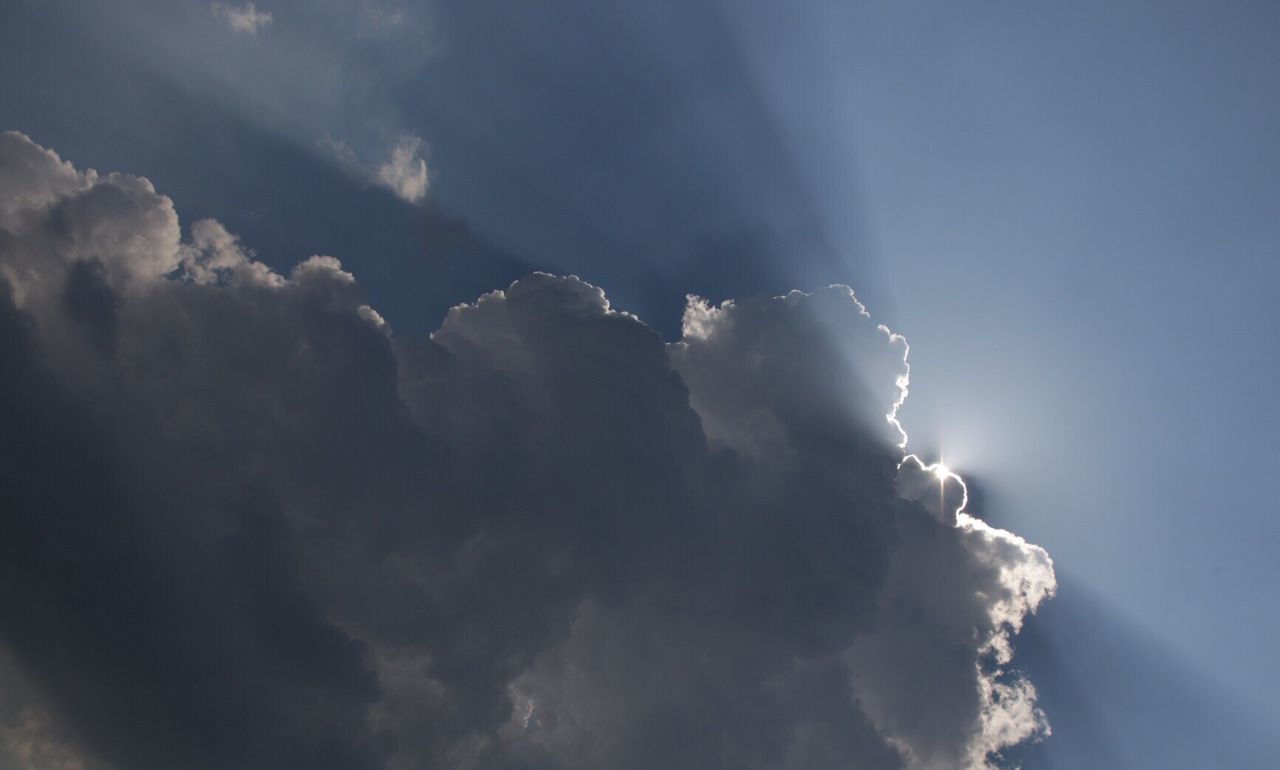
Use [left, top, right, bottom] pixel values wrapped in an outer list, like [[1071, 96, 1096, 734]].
[[2, 0, 1278, 766]]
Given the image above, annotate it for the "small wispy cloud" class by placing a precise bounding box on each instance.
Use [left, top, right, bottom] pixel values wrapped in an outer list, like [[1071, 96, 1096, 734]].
[[317, 134, 360, 168], [357, 3, 406, 37], [319, 133, 431, 205], [211, 2, 273, 35], [375, 135, 430, 203]]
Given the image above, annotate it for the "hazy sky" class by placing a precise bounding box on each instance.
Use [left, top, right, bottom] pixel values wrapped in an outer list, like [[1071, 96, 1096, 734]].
[[2, 0, 1278, 767]]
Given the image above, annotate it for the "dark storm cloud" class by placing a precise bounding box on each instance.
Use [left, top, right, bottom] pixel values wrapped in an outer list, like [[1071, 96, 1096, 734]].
[[0, 134, 1053, 770]]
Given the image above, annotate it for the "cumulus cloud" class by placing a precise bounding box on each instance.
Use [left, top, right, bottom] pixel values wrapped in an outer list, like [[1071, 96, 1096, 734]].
[[0, 132, 1054, 770], [212, 2, 273, 35]]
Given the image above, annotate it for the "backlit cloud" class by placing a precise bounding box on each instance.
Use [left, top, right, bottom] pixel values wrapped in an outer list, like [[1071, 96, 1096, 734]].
[[0, 132, 1054, 770]]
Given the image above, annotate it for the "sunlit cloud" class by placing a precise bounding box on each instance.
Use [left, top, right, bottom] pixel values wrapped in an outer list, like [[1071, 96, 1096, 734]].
[[319, 133, 431, 204], [375, 135, 430, 203]]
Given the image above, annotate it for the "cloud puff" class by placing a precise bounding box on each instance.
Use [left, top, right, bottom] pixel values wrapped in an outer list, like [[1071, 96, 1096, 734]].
[[322, 134, 431, 205], [212, 2, 273, 35], [0, 132, 1054, 770], [375, 135, 430, 203]]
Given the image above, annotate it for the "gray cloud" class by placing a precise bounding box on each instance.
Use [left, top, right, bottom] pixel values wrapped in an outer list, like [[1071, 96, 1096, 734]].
[[0, 132, 1054, 770]]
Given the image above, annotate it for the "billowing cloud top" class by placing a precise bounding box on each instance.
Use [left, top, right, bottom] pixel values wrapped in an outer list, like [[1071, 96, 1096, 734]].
[[0, 132, 1054, 770]]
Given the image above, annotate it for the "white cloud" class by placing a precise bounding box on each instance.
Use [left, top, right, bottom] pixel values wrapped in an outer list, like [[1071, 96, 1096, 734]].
[[179, 217, 283, 287], [320, 133, 432, 205], [211, 2, 273, 35], [375, 135, 430, 203], [317, 134, 360, 168]]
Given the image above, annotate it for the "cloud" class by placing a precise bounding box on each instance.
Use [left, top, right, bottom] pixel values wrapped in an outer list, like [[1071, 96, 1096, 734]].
[[375, 135, 430, 203], [211, 2, 273, 35], [0, 132, 1054, 770], [357, 2, 408, 37], [321, 133, 431, 205]]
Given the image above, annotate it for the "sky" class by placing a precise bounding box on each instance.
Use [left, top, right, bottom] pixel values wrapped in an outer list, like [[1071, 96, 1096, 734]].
[[1, 0, 1278, 768]]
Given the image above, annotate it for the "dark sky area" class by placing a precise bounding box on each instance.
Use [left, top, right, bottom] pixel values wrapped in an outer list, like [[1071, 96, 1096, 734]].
[[1, 1, 1278, 768]]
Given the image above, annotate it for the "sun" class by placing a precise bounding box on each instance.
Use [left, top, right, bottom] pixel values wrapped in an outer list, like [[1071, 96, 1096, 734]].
[[933, 463, 951, 481]]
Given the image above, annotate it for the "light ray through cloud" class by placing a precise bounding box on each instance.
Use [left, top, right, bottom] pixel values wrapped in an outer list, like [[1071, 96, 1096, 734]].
[[5, 0, 1275, 766]]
